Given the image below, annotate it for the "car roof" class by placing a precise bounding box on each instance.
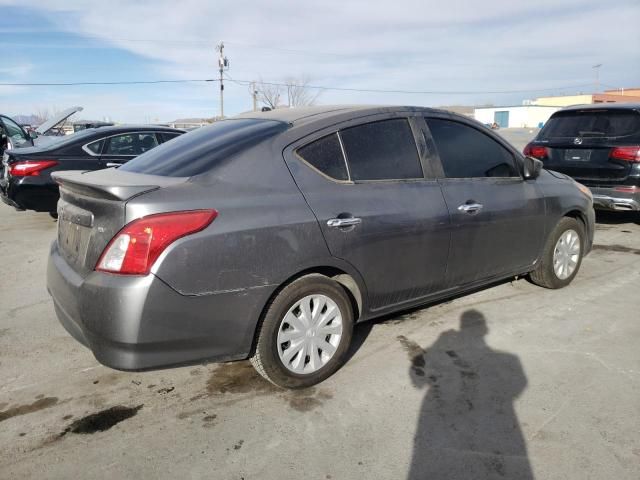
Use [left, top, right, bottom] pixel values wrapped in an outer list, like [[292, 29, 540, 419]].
[[559, 103, 640, 112], [233, 105, 448, 128], [82, 125, 185, 134]]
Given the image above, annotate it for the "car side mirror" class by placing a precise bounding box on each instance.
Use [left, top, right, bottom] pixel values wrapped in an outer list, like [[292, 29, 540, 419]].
[[29, 130, 38, 140], [523, 156, 543, 180]]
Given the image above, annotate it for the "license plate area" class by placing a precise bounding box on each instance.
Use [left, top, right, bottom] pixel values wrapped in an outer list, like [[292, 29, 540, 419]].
[[58, 220, 89, 261], [57, 201, 93, 266], [564, 149, 592, 162]]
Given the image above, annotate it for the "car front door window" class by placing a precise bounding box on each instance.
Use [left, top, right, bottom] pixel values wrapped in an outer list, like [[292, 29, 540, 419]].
[[427, 118, 519, 179]]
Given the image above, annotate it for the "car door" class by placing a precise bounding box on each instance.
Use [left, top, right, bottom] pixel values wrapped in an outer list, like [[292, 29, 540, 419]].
[[101, 132, 160, 167], [284, 114, 451, 313], [425, 116, 546, 287], [0, 115, 33, 151]]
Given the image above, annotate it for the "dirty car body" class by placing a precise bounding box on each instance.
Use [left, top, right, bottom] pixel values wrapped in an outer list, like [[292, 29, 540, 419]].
[[46, 106, 595, 381]]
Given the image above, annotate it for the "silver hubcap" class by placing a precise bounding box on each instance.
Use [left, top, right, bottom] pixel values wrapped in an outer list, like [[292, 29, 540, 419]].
[[553, 229, 581, 280], [277, 294, 343, 374]]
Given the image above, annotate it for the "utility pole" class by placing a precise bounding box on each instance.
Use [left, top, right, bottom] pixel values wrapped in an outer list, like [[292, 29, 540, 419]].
[[251, 81, 258, 111], [592, 63, 602, 93], [216, 42, 229, 118]]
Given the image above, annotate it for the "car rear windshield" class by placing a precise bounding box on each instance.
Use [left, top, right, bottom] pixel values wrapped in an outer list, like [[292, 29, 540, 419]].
[[119, 119, 288, 177], [538, 109, 640, 141]]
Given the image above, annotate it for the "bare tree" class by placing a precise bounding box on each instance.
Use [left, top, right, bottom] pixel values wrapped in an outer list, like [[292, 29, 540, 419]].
[[284, 76, 321, 107], [256, 76, 321, 109], [34, 106, 62, 124], [256, 79, 282, 110], [34, 107, 51, 124]]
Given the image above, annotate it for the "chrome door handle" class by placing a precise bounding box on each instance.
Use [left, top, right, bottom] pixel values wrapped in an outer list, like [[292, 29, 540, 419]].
[[457, 203, 483, 214], [327, 217, 362, 228], [106, 162, 121, 168]]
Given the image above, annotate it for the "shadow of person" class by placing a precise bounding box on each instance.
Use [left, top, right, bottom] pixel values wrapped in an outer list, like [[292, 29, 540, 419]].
[[406, 309, 533, 480]]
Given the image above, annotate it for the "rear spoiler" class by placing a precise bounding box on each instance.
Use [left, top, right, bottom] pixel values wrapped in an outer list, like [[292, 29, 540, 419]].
[[52, 169, 186, 201]]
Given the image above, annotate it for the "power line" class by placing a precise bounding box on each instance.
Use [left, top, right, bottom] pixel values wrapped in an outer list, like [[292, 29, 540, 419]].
[[0, 79, 216, 86], [1, 77, 595, 95], [225, 76, 596, 95]]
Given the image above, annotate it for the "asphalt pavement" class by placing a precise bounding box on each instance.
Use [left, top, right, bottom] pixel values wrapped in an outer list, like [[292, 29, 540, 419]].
[[1, 134, 639, 479]]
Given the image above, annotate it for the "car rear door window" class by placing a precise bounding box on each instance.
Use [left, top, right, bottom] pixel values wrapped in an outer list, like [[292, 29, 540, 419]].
[[85, 139, 104, 155], [160, 132, 182, 143], [297, 133, 348, 181], [427, 118, 519, 178], [340, 118, 423, 181], [104, 133, 159, 156]]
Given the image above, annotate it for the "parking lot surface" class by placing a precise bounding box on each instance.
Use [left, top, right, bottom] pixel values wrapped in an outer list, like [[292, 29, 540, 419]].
[[1, 152, 639, 478]]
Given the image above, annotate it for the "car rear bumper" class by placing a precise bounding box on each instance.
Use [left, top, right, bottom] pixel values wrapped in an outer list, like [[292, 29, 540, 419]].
[[47, 241, 274, 371], [0, 190, 24, 210], [590, 186, 640, 212], [1, 181, 58, 212]]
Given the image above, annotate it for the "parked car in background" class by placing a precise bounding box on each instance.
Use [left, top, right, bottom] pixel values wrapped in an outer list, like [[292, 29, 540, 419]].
[[524, 103, 640, 213], [0, 106, 84, 155], [1, 125, 184, 215], [46, 106, 594, 389]]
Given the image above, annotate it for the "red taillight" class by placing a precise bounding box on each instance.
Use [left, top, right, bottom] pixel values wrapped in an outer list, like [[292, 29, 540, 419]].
[[96, 210, 218, 275], [609, 146, 640, 163], [523, 143, 548, 160], [614, 186, 640, 193], [9, 160, 59, 177]]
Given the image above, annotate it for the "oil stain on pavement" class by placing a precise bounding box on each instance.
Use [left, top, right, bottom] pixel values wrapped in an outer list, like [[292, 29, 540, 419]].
[[0, 397, 59, 423], [184, 361, 334, 414], [592, 244, 640, 255], [58, 405, 143, 437]]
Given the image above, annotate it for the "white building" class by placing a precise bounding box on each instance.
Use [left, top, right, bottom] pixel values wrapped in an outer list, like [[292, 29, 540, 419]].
[[474, 105, 561, 128]]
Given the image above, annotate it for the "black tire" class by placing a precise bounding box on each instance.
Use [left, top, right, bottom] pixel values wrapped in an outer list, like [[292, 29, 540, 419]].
[[529, 217, 585, 289], [250, 274, 354, 389]]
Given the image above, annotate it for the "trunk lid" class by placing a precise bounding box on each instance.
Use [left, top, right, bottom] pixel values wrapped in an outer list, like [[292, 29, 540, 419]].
[[53, 168, 186, 276], [35, 106, 83, 135], [535, 108, 640, 186]]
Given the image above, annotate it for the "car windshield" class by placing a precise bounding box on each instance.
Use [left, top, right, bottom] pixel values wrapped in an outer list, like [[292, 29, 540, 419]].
[[119, 118, 288, 177], [538, 109, 640, 140]]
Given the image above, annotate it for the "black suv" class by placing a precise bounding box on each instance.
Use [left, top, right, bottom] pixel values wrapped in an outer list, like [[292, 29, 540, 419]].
[[524, 103, 640, 213]]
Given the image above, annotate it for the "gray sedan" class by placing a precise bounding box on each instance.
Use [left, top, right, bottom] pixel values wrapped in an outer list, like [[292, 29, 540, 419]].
[[47, 106, 595, 388]]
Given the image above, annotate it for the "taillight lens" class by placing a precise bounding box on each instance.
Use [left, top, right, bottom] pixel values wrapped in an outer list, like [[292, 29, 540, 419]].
[[96, 210, 218, 275], [609, 146, 640, 163], [9, 160, 59, 176], [614, 186, 640, 193], [523, 143, 548, 160]]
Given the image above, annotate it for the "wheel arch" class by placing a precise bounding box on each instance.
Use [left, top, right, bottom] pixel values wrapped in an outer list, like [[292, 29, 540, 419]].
[[248, 265, 365, 356], [562, 208, 587, 232]]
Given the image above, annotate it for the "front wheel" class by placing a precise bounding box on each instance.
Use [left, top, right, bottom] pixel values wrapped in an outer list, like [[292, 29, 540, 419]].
[[250, 274, 354, 389], [529, 217, 585, 289]]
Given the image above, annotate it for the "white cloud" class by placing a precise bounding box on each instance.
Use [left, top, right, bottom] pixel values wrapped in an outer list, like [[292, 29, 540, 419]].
[[1, 0, 639, 121]]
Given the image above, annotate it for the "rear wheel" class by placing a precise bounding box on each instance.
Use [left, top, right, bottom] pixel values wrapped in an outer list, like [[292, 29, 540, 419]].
[[529, 217, 584, 289], [250, 274, 354, 389]]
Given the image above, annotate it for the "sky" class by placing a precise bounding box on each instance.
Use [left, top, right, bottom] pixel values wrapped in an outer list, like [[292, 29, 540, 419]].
[[1, 0, 639, 123]]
